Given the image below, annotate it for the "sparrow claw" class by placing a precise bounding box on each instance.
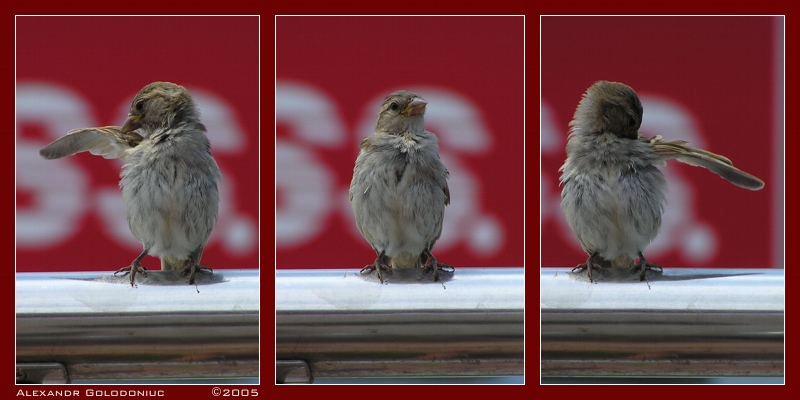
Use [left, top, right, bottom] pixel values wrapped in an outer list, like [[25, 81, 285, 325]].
[[572, 253, 607, 283], [361, 261, 392, 283], [421, 250, 451, 282], [181, 263, 213, 285], [422, 263, 450, 282], [631, 252, 662, 281], [114, 263, 148, 287]]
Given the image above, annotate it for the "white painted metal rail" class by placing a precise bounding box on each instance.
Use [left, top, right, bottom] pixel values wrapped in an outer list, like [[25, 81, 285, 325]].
[[541, 267, 784, 377], [275, 267, 525, 383], [15, 269, 259, 383]]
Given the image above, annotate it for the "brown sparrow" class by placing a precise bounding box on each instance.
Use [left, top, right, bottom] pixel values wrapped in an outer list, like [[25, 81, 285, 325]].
[[349, 90, 451, 283], [39, 82, 221, 286], [559, 80, 764, 282]]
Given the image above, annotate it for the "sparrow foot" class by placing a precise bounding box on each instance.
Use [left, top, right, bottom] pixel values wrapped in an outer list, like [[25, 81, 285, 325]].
[[360, 263, 391, 283], [631, 252, 662, 281], [114, 262, 148, 287], [361, 260, 392, 283], [572, 253, 607, 283], [421, 250, 452, 282], [361, 252, 392, 283], [181, 263, 213, 285]]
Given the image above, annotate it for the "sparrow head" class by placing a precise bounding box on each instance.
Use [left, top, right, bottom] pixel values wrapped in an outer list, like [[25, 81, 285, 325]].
[[122, 82, 201, 136], [571, 80, 643, 140], [375, 90, 427, 135]]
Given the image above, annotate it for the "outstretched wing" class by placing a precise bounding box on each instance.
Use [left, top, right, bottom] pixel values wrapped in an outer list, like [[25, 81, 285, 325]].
[[641, 134, 764, 190], [39, 126, 142, 160]]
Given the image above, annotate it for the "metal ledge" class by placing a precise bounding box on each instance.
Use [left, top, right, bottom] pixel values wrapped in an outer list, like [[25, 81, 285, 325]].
[[15, 269, 259, 382], [275, 267, 525, 382], [541, 267, 784, 377]]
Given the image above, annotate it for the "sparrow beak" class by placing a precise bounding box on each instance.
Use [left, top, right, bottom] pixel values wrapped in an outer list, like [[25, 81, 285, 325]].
[[403, 97, 427, 116], [121, 114, 141, 134]]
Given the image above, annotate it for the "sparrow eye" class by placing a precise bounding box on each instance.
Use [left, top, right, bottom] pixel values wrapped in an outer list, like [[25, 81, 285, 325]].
[[389, 102, 399, 111], [135, 100, 144, 111]]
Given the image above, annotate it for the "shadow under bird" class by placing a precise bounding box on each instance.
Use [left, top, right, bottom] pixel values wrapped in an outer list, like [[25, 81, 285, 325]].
[[349, 90, 452, 284], [39, 82, 221, 286], [559, 80, 765, 283]]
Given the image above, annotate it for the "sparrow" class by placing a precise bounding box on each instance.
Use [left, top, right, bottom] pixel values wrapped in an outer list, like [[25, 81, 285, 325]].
[[349, 90, 451, 283], [39, 82, 221, 286], [559, 80, 764, 282]]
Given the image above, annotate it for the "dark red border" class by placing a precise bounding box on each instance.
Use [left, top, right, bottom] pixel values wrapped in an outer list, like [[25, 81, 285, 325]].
[[5, 2, 795, 399]]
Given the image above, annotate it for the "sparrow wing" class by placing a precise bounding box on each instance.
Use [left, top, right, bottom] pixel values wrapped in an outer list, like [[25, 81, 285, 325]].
[[39, 126, 142, 160], [642, 134, 765, 190]]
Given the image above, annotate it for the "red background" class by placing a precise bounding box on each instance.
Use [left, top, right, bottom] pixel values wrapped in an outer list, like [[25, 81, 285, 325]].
[[276, 16, 525, 269], [541, 16, 782, 269], [15, 16, 260, 272]]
